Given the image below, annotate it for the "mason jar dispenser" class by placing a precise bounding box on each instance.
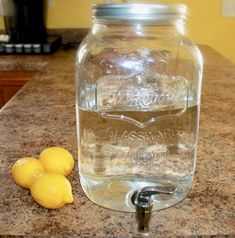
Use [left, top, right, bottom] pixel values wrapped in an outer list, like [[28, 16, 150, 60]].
[[76, 3, 203, 232]]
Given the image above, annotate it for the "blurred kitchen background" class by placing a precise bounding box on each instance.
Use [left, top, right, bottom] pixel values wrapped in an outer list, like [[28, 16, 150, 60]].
[[0, 0, 234, 62]]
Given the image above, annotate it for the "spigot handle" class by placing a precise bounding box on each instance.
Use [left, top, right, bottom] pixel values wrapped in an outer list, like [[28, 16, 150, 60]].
[[132, 186, 176, 233]]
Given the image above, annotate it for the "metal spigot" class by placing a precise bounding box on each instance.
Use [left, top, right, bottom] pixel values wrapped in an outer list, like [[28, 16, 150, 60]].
[[131, 186, 176, 233]]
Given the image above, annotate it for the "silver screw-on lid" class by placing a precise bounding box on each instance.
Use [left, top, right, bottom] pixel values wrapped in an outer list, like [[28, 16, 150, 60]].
[[92, 4, 187, 22]]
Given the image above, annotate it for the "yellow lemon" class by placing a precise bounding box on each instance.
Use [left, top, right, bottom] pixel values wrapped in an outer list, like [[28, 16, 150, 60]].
[[30, 172, 74, 209], [39, 147, 74, 176], [11, 157, 45, 188]]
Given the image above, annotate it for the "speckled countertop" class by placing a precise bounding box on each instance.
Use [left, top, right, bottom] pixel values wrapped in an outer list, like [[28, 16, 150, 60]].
[[0, 46, 234, 237]]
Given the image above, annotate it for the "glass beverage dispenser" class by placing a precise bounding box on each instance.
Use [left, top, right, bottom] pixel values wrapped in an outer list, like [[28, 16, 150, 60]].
[[76, 3, 203, 232]]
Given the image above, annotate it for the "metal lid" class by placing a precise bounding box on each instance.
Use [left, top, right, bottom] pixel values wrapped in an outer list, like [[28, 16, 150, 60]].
[[92, 4, 187, 22]]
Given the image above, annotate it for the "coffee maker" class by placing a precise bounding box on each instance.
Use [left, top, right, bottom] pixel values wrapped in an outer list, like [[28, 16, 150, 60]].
[[3, 0, 46, 43], [0, 0, 61, 54]]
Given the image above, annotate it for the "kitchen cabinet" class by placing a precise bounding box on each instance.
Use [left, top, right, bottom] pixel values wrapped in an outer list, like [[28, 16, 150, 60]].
[[0, 71, 36, 108]]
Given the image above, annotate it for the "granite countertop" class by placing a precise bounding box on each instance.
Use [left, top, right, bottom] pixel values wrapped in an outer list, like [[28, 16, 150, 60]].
[[0, 46, 234, 237]]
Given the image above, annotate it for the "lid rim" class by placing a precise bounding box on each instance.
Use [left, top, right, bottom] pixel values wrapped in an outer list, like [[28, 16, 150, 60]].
[[92, 3, 187, 21]]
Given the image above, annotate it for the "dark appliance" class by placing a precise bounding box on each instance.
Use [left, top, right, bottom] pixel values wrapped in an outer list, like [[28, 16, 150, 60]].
[[0, 0, 61, 54], [4, 0, 46, 43]]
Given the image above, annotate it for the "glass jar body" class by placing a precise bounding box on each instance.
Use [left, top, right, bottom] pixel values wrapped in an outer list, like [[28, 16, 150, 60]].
[[76, 20, 203, 212]]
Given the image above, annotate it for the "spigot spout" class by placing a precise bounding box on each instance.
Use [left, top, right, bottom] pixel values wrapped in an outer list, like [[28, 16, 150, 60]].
[[132, 186, 176, 233], [135, 197, 153, 233]]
